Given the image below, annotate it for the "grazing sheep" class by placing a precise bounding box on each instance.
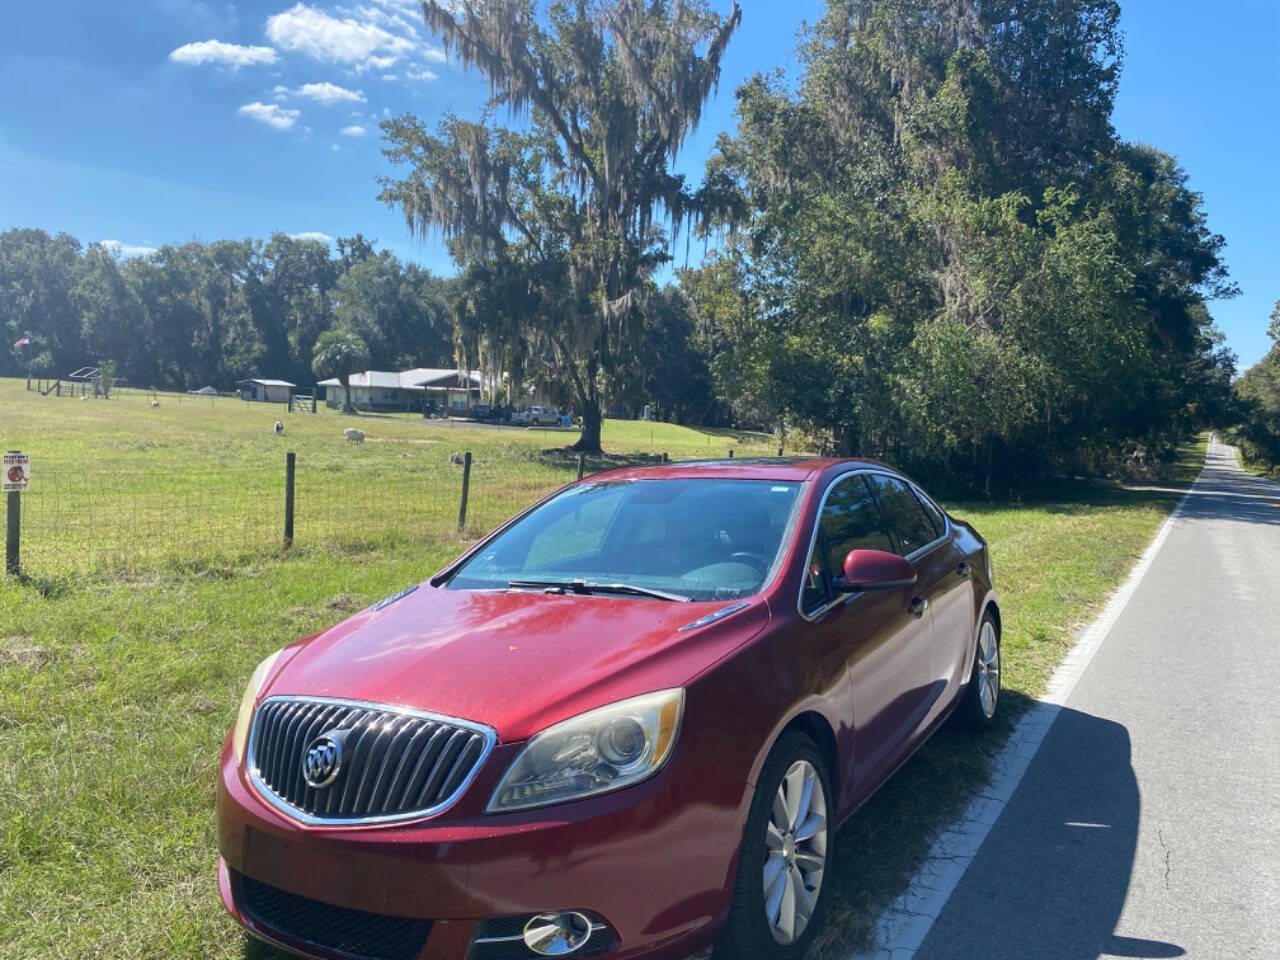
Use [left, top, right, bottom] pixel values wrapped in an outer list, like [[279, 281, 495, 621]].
[[344, 427, 365, 444], [448, 452, 464, 465], [149, 399, 160, 408], [274, 420, 284, 436]]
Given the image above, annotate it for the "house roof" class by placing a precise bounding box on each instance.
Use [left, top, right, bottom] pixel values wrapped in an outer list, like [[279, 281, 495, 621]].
[[317, 368, 482, 391], [236, 379, 296, 387]]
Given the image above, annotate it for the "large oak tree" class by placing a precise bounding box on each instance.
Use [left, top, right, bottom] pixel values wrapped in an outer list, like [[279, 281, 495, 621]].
[[380, 0, 741, 452]]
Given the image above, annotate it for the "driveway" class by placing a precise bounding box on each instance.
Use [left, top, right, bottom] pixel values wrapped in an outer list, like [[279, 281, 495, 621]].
[[914, 437, 1280, 959]]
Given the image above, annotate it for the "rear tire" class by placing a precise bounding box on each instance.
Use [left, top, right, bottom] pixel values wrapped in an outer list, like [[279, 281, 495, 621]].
[[717, 730, 833, 960], [952, 610, 1000, 730]]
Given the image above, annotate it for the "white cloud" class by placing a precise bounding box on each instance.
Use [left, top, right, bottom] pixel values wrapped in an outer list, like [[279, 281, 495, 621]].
[[100, 240, 159, 258], [271, 84, 290, 100], [238, 101, 301, 129], [340, 124, 367, 137], [289, 231, 334, 243], [265, 3, 416, 70], [359, 0, 446, 61], [169, 39, 278, 68], [406, 65, 438, 82], [295, 81, 366, 105], [331, 144, 341, 151]]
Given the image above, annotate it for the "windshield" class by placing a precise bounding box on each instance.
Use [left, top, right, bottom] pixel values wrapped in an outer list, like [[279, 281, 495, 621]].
[[448, 479, 803, 602]]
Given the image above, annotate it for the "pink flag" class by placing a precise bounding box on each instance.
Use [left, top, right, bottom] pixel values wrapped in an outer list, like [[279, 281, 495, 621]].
[[13, 337, 30, 348]]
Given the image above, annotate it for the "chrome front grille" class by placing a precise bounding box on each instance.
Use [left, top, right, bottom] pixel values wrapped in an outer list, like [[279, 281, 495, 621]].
[[247, 696, 495, 825]]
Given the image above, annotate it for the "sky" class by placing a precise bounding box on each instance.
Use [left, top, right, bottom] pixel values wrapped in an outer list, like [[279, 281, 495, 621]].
[[1, 0, 1275, 368]]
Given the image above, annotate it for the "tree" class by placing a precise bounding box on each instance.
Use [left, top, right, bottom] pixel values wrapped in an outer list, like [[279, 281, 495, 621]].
[[1234, 301, 1280, 472], [381, 0, 741, 452], [332, 250, 452, 370], [0, 229, 85, 376], [75, 244, 148, 383], [97, 358, 118, 398], [312, 328, 371, 413], [698, 0, 1234, 489]]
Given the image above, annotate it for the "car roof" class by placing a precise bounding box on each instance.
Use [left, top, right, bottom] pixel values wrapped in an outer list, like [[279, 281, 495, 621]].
[[584, 456, 897, 483]]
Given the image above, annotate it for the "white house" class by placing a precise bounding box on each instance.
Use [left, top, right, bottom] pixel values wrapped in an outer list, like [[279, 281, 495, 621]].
[[317, 368, 481, 412], [236, 379, 295, 403]]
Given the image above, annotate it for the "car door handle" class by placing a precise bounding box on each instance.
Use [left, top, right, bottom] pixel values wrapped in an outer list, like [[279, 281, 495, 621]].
[[909, 596, 929, 619], [956, 561, 970, 579]]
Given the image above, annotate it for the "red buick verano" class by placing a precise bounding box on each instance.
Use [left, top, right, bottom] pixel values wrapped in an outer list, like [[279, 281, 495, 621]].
[[217, 457, 1000, 960]]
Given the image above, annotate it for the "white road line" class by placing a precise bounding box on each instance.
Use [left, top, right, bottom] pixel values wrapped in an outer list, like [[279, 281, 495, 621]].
[[850, 444, 1210, 960]]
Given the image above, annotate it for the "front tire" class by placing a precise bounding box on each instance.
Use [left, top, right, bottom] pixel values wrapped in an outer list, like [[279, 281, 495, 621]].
[[952, 610, 1001, 730], [718, 730, 833, 960]]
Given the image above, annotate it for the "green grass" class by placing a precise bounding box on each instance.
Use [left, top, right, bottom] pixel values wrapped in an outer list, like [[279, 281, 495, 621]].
[[0, 379, 782, 578], [0, 379, 1208, 959]]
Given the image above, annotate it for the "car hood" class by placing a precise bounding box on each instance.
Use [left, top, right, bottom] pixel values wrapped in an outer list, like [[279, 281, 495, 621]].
[[265, 582, 771, 742]]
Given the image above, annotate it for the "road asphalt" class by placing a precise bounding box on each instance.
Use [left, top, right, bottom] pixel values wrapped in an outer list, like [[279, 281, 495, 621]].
[[914, 436, 1280, 960]]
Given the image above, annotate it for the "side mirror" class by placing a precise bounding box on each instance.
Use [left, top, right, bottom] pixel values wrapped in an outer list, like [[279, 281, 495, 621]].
[[837, 549, 917, 592]]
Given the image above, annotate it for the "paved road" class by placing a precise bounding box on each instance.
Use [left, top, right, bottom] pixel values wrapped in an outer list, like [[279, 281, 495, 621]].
[[915, 437, 1280, 960]]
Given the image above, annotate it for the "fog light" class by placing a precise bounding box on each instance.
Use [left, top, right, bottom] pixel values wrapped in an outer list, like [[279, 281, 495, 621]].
[[522, 912, 593, 956]]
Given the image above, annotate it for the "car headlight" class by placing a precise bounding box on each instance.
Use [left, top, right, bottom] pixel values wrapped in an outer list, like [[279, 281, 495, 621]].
[[487, 689, 684, 813], [231, 650, 282, 766]]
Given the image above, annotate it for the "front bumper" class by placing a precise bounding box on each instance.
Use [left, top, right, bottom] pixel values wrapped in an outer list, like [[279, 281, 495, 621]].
[[216, 733, 750, 960]]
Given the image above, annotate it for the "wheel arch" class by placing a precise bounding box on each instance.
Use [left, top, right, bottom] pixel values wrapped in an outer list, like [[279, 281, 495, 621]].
[[982, 597, 1002, 638], [777, 710, 840, 802]]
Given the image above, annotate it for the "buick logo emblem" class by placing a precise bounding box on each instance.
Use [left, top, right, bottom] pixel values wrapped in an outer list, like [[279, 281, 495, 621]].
[[302, 732, 345, 788]]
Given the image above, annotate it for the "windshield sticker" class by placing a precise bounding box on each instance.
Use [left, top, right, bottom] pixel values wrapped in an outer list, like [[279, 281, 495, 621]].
[[373, 584, 419, 612]]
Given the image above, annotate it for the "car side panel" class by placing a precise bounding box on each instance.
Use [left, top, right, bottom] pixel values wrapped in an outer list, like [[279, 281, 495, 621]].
[[911, 536, 977, 729], [685, 605, 857, 817], [843, 584, 936, 804]]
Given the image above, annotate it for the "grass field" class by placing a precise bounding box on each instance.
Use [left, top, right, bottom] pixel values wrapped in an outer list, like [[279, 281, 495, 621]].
[[0, 379, 781, 579], [0, 378, 1207, 960]]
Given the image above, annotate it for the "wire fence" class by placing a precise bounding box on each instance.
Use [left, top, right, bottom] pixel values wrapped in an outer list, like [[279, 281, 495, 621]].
[[5, 378, 789, 579], [5, 449, 676, 579]]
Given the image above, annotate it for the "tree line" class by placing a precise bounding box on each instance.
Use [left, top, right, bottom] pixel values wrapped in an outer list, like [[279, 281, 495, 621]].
[[0, 230, 456, 393], [0, 224, 722, 420], [1232, 302, 1280, 475], [3, 0, 1253, 491]]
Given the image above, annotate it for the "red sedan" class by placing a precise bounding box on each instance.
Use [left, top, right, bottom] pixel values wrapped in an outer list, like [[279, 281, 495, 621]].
[[217, 457, 1000, 960]]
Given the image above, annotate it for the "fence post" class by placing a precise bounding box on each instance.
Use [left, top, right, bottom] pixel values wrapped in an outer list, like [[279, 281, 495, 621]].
[[778, 445, 784, 457], [5, 490, 18, 576], [728, 448, 734, 458], [662, 452, 669, 463], [458, 451, 472, 531], [284, 452, 296, 549], [577, 452, 586, 480]]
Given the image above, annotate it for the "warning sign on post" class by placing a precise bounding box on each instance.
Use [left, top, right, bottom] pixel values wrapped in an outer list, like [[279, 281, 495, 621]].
[[3, 452, 30, 492]]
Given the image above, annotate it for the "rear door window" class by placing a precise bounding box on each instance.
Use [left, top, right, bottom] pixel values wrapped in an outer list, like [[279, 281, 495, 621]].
[[914, 489, 946, 538], [867, 474, 940, 556]]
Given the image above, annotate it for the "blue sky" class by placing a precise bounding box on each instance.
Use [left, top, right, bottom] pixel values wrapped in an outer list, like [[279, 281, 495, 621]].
[[1, 0, 1275, 367]]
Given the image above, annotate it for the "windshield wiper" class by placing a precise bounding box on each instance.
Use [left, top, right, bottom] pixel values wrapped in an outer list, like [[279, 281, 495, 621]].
[[507, 578, 692, 602]]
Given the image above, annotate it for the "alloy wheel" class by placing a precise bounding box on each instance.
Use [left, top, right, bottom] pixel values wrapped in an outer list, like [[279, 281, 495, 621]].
[[977, 620, 1000, 718], [762, 759, 828, 944]]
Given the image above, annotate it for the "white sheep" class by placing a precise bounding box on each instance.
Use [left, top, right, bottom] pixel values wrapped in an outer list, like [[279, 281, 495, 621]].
[[344, 427, 365, 443], [274, 420, 284, 436], [149, 399, 160, 408]]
